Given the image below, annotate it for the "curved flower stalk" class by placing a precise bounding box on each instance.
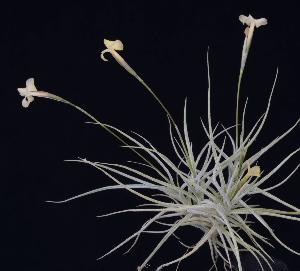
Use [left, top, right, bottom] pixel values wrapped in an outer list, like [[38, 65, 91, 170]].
[[17, 14, 299, 271], [100, 38, 196, 176]]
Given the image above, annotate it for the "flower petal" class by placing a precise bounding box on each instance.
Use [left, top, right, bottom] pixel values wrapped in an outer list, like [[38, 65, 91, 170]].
[[28, 96, 34, 103], [239, 14, 268, 28], [239, 15, 252, 26], [104, 39, 124, 51], [255, 18, 268, 28], [100, 49, 110, 61], [248, 166, 261, 177], [26, 78, 37, 92], [17, 88, 27, 97], [21, 97, 30, 108]]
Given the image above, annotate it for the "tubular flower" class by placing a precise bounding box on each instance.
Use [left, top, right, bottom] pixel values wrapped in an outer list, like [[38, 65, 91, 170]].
[[100, 39, 137, 76], [17, 78, 64, 108], [239, 14, 268, 72], [17, 78, 38, 108]]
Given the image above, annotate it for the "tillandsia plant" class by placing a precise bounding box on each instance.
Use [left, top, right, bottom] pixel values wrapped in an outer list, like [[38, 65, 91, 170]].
[[17, 14, 300, 271]]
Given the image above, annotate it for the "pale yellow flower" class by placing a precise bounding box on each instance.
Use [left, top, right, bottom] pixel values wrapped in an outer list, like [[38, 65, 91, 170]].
[[17, 78, 38, 108], [17, 78, 62, 108], [239, 14, 268, 71], [101, 39, 137, 76]]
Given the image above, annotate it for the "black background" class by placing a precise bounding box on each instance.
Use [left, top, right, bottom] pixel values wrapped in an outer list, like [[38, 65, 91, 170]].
[[2, 1, 300, 270]]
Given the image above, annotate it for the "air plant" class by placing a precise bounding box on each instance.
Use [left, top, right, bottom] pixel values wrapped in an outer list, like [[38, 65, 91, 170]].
[[17, 14, 300, 271]]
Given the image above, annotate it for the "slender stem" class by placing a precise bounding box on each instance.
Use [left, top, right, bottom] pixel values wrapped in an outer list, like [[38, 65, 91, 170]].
[[64, 101, 120, 139], [108, 51, 195, 175], [135, 75, 196, 176], [235, 70, 243, 148], [105, 47, 196, 174], [136, 75, 176, 124], [47, 96, 163, 174]]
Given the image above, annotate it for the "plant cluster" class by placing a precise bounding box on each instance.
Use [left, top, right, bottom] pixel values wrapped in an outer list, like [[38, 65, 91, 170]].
[[17, 14, 300, 271]]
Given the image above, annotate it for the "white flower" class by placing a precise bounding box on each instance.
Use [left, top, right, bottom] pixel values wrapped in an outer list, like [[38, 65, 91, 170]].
[[17, 78, 38, 108], [101, 39, 124, 62], [17, 78, 62, 108], [239, 14, 268, 72], [239, 14, 268, 29], [100, 39, 137, 76]]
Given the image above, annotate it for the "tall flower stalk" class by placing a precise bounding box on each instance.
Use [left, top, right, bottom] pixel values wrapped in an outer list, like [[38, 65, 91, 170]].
[[235, 14, 268, 148], [17, 14, 299, 271]]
